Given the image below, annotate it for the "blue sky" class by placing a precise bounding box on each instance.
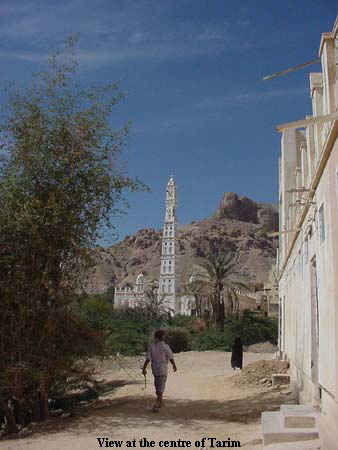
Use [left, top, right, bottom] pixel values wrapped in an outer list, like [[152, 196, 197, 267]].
[[0, 0, 337, 244]]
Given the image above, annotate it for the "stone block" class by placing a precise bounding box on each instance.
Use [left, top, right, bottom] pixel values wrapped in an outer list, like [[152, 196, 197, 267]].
[[262, 411, 319, 446], [264, 439, 321, 449], [272, 373, 290, 387], [281, 404, 317, 428]]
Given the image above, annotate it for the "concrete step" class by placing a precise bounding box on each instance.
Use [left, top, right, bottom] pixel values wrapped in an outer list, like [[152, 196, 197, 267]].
[[262, 411, 319, 447], [264, 439, 321, 449], [281, 404, 317, 428]]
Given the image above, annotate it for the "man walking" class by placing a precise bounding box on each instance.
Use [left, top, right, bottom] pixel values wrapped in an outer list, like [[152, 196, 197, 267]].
[[142, 329, 177, 412]]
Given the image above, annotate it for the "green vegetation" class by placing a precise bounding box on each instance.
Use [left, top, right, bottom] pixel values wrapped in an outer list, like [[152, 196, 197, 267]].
[[0, 41, 144, 434], [192, 252, 248, 327], [191, 310, 278, 351], [190, 329, 231, 351], [75, 292, 278, 355], [224, 309, 278, 346], [165, 327, 191, 353]]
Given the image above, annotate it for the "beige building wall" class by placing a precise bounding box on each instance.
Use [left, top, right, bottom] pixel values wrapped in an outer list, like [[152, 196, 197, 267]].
[[278, 16, 338, 447]]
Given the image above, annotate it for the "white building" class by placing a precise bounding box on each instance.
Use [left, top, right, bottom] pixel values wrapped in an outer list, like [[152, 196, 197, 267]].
[[114, 273, 145, 308], [278, 16, 338, 447], [158, 176, 181, 313], [114, 176, 182, 313]]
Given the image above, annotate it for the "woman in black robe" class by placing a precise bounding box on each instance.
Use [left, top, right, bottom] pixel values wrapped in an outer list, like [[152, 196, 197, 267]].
[[231, 337, 243, 370]]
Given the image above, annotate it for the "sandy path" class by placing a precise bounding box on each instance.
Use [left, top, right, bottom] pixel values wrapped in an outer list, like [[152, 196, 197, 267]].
[[0, 352, 294, 450]]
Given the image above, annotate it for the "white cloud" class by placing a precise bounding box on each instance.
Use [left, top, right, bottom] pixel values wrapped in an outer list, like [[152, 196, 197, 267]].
[[132, 87, 309, 135], [0, 0, 265, 66], [0, 50, 46, 63], [127, 32, 145, 44], [196, 88, 308, 110]]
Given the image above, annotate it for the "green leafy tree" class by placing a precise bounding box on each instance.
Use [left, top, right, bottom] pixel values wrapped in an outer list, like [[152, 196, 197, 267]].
[[0, 40, 144, 432]]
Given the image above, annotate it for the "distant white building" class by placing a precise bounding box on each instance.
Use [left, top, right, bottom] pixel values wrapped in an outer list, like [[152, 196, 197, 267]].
[[114, 176, 182, 313], [114, 273, 145, 308]]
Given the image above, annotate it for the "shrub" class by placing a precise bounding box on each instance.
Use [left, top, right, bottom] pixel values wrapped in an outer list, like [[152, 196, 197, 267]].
[[107, 329, 150, 356], [191, 318, 208, 332], [224, 309, 278, 346], [105, 307, 165, 355], [75, 295, 278, 355], [165, 314, 197, 330], [75, 293, 113, 330], [165, 327, 191, 353], [191, 329, 232, 351]]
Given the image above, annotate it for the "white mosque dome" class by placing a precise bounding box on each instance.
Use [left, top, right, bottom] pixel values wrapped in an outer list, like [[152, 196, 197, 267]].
[[189, 273, 197, 284], [136, 273, 144, 284]]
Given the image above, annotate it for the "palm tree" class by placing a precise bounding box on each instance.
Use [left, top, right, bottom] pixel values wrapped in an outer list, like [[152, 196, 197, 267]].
[[195, 252, 247, 328], [139, 287, 172, 318]]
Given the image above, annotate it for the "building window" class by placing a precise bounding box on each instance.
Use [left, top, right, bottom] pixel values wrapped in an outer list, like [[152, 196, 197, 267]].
[[304, 236, 308, 261], [319, 203, 325, 243]]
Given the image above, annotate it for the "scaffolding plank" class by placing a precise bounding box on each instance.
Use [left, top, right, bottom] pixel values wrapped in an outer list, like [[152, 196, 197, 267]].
[[276, 112, 338, 132]]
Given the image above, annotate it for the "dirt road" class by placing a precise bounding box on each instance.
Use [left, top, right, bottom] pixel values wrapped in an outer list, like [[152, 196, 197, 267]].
[[0, 351, 294, 450]]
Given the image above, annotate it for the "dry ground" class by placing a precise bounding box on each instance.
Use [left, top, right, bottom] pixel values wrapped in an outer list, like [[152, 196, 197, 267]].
[[0, 351, 295, 450]]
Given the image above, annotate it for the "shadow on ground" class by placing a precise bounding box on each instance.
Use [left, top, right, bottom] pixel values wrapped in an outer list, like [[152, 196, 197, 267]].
[[9, 381, 295, 441]]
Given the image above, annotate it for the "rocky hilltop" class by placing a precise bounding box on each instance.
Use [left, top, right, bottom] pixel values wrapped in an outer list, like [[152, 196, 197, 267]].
[[85, 192, 278, 292]]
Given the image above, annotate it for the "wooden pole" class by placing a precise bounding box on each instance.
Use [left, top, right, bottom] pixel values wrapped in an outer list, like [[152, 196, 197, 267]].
[[276, 112, 338, 132]]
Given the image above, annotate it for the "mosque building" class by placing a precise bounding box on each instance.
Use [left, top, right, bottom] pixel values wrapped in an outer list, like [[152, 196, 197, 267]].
[[114, 176, 192, 314]]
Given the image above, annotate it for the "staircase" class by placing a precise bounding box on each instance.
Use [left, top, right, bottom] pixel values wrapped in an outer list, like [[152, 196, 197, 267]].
[[262, 404, 322, 449]]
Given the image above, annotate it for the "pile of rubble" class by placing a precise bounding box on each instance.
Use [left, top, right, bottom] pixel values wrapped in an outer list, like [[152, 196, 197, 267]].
[[231, 360, 289, 387], [246, 341, 278, 353]]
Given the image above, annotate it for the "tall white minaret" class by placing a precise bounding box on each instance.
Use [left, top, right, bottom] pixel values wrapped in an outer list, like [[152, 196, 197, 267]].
[[158, 176, 180, 313]]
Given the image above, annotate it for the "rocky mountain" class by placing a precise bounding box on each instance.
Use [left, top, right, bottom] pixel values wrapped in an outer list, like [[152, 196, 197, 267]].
[[85, 192, 278, 293]]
